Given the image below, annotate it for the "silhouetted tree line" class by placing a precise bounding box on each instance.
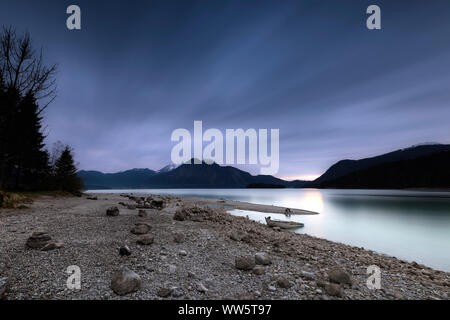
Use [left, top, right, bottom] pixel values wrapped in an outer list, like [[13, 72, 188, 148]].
[[0, 27, 83, 193]]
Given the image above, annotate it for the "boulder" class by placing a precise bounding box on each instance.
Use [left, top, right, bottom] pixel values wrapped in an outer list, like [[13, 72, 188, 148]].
[[276, 277, 292, 289], [229, 230, 248, 241], [119, 245, 132, 256], [253, 266, 265, 275], [131, 223, 151, 235], [255, 252, 271, 265], [235, 256, 256, 271], [26, 232, 52, 249], [0, 277, 8, 300], [173, 210, 187, 221], [325, 283, 343, 297], [179, 250, 188, 256], [328, 268, 353, 285], [110, 268, 141, 295], [173, 232, 185, 243], [106, 206, 120, 216], [150, 200, 165, 210], [136, 235, 154, 245]]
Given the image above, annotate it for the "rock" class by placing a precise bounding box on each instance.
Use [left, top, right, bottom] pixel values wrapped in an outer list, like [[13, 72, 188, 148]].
[[268, 285, 276, 292], [138, 210, 147, 217], [150, 200, 165, 210], [119, 245, 131, 256], [197, 282, 208, 293], [325, 283, 343, 297], [41, 241, 64, 251], [136, 235, 154, 245], [127, 204, 136, 210], [255, 252, 271, 265], [276, 277, 292, 289], [87, 196, 98, 200], [179, 250, 188, 256], [301, 271, 317, 281], [173, 232, 185, 243], [235, 256, 256, 271], [273, 227, 281, 232], [253, 266, 265, 275], [393, 292, 404, 300], [157, 287, 173, 298], [230, 230, 248, 241], [0, 278, 8, 299], [110, 268, 141, 295], [106, 206, 120, 216], [26, 232, 52, 249], [328, 268, 353, 285], [173, 210, 187, 221], [168, 265, 177, 273], [316, 279, 326, 288], [172, 288, 183, 297], [131, 223, 151, 235]]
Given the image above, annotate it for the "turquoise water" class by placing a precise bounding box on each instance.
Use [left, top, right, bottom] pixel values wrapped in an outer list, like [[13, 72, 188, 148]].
[[89, 188, 450, 271]]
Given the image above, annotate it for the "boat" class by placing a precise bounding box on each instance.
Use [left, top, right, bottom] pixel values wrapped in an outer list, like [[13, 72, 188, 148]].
[[265, 216, 304, 229]]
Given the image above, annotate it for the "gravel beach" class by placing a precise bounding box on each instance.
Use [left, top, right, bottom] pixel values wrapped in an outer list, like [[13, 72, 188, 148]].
[[0, 193, 449, 300]]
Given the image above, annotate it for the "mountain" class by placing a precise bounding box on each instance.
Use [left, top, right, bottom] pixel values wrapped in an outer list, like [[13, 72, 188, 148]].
[[308, 144, 450, 187], [77, 168, 156, 189], [157, 163, 179, 173], [312, 144, 450, 189], [78, 160, 306, 189], [317, 151, 450, 189]]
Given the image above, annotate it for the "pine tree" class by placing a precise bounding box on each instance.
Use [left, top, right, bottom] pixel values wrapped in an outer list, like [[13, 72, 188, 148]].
[[54, 146, 83, 193]]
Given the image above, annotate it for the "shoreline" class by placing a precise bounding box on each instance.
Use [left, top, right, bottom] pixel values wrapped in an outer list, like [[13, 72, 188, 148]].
[[0, 193, 448, 300]]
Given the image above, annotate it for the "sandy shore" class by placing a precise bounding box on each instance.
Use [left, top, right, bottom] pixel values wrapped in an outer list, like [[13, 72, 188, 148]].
[[0, 193, 449, 300]]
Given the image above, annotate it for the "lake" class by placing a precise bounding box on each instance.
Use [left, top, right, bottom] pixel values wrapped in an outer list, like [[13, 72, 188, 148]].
[[88, 188, 450, 272]]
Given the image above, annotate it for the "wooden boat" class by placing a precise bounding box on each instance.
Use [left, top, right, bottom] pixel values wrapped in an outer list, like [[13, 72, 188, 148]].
[[265, 217, 304, 229]]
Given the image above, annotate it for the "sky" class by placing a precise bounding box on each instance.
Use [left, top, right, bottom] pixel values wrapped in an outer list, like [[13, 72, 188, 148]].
[[1, 0, 450, 180]]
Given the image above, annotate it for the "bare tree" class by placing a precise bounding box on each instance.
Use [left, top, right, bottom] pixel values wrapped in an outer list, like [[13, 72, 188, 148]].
[[0, 26, 57, 113]]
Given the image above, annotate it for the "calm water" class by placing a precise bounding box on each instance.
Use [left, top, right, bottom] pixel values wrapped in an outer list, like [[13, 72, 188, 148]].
[[89, 188, 450, 271]]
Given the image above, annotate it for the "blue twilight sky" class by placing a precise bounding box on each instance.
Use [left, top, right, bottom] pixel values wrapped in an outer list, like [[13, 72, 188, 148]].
[[1, 0, 450, 179]]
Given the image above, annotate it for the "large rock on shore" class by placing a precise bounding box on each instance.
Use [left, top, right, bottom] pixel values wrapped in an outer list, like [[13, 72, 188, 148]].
[[136, 234, 154, 245], [328, 268, 353, 285], [106, 206, 120, 216], [26, 232, 52, 249], [276, 277, 292, 289], [235, 256, 256, 271], [255, 252, 271, 265], [131, 223, 151, 235], [325, 283, 343, 297], [110, 268, 141, 295], [173, 232, 185, 243]]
